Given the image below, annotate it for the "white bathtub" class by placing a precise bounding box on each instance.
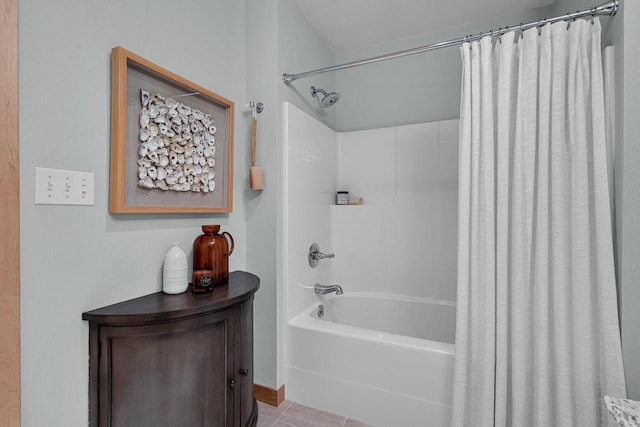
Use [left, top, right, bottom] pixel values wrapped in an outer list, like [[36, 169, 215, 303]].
[[284, 293, 455, 427]]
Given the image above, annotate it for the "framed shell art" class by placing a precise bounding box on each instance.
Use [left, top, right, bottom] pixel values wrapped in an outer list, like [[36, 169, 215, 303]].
[[109, 46, 234, 213]]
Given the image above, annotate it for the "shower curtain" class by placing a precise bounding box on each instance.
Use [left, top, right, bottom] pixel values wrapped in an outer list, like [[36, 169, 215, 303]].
[[451, 18, 626, 427]]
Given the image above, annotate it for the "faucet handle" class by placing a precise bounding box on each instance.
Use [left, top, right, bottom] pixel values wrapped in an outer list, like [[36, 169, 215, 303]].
[[314, 252, 335, 260], [308, 243, 335, 268]]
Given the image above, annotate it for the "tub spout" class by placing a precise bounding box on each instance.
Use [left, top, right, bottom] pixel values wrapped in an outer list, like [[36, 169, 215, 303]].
[[314, 283, 343, 295]]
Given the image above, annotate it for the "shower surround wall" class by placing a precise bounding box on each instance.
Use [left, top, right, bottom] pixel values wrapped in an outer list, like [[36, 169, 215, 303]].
[[284, 102, 459, 425], [284, 102, 458, 316], [333, 119, 458, 300], [284, 102, 338, 320]]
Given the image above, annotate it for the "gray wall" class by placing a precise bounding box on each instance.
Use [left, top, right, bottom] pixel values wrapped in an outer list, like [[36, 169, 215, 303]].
[[19, 2, 335, 424], [609, 0, 640, 401], [18, 1, 250, 425], [19, 4, 335, 425], [245, 0, 336, 389], [19, 0, 249, 426], [278, 0, 336, 130], [276, 0, 336, 386], [245, 0, 281, 391], [332, 6, 555, 131], [618, 0, 640, 400], [19, 1, 638, 425]]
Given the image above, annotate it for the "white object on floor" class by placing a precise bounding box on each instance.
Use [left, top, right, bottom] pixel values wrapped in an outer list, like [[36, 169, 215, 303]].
[[606, 396, 640, 427]]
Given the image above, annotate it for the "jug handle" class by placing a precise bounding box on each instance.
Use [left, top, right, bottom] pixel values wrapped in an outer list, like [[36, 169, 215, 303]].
[[222, 231, 234, 256]]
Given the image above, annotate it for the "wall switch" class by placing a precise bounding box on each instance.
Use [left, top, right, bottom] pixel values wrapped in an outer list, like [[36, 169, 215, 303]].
[[35, 167, 95, 206]]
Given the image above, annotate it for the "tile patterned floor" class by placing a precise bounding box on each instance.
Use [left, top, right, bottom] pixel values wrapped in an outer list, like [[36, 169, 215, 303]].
[[257, 400, 373, 427]]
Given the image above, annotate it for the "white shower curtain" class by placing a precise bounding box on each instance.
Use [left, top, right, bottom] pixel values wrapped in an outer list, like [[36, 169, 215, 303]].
[[451, 18, 626, 427]]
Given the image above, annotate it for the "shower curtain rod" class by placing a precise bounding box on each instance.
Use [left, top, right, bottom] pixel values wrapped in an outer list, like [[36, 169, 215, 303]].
[[282, 0, 618, 84]]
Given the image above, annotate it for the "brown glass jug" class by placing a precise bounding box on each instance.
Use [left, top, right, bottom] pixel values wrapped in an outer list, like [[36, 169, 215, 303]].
[[192, 225, 235, 292]]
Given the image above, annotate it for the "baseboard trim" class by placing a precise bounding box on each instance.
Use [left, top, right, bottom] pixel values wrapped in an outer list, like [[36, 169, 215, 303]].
[[254, 383, 285, 407]]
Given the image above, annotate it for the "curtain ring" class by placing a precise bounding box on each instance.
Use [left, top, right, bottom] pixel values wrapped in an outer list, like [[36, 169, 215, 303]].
[[499, 27, 506, 44]]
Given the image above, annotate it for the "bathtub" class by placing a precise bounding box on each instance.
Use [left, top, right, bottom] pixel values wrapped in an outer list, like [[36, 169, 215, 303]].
[[284, 292, 455, 427]]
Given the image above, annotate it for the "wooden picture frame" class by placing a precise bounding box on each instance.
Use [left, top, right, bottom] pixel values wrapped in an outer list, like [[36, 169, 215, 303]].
[[109, 46, 234, 213]]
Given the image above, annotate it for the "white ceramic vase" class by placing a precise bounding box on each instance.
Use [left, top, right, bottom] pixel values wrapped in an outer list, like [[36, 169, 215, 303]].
[[163, 242, 188, 294]]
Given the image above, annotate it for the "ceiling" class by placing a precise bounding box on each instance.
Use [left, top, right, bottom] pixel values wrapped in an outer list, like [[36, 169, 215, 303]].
[[294, 0, 556, 54]]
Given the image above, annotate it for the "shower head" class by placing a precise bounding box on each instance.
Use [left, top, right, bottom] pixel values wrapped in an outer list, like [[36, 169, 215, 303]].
[[310, 86, 340, 108]]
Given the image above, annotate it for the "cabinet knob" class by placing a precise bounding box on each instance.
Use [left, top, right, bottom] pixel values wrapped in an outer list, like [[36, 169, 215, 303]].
[[239, 369, 249, 376], [228, 378, 236, 388]]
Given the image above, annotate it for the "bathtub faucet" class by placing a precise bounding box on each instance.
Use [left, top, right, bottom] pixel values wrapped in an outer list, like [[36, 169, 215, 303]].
[[314, 283, 343, 295]]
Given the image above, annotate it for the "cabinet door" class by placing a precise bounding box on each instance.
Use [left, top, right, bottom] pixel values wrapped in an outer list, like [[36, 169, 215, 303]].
[[236, 297, 255, 426], [99, 309, 235, 427]]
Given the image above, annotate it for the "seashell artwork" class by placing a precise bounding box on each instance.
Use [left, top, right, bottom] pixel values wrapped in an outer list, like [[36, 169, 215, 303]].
[[141, 176, 154, 188], [147, 138, 159, 152], [141, 90, 151, 107], [139, 142, 149, 157], [139, 128, 151, 142], [138, 166, 147, 179], [140, 110, 150, 127], [148, 166, 157, 179], [137, 89, 217, 193], [148, 104, 159, 118], [148, 152, 160, 165], [157, 167, 167, 180]]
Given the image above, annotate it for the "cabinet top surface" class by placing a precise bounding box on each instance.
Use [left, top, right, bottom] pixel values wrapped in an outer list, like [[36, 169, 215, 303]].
[[82, 270, 260, 326]]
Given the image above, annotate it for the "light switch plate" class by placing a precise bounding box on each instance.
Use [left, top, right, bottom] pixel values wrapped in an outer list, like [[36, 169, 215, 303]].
[[35, 167, 95, 205]]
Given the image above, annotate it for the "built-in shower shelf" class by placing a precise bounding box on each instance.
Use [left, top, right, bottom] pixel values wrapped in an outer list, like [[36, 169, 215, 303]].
[[330, 204, 386, 209]]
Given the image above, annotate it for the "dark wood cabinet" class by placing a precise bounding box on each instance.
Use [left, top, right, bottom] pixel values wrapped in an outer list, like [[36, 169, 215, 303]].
[[83, 271, 260, 427]]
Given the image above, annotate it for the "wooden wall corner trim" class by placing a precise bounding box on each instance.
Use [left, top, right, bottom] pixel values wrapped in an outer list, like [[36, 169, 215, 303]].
[[253, 383, 285, 407], [0, 0, 21, 425]]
